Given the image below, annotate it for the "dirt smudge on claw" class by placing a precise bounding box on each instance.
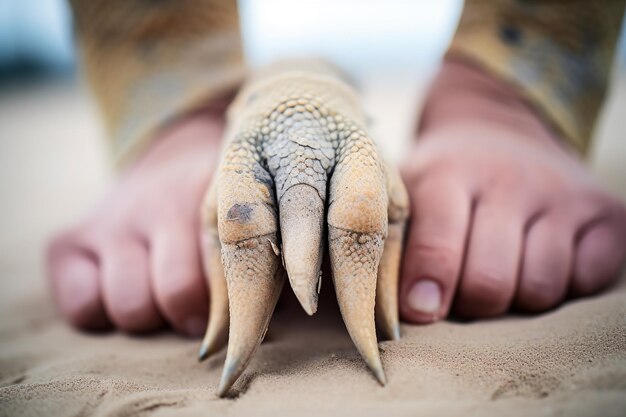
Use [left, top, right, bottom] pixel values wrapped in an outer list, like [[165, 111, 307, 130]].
[[226, 204, 253, 223]]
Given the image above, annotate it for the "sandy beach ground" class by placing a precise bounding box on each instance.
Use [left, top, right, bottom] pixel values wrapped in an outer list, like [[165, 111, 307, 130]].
[[0, 70, 625, 417]]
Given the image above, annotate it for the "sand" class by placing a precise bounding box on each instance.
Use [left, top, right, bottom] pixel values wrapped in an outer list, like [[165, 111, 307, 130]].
[[1, 74, 625, 417]]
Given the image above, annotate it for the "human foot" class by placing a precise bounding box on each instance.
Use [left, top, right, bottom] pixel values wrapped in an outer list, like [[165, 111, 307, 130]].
[[198, 61, 409, 395], [400, 59, 626, 324], [47, 108, 226, 336]]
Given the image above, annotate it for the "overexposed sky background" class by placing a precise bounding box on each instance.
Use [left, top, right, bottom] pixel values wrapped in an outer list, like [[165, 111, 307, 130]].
[[240, 0, 463, 77]]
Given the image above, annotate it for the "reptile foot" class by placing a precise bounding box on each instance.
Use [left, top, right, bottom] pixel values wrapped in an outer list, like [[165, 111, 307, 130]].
[[198, 60, 409, 396]]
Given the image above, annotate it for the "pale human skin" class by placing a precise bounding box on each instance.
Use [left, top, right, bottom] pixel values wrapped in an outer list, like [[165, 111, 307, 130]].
[[399, 60, 626, 323], [48, 58, 626, 342], [48, 109, 225, 336]]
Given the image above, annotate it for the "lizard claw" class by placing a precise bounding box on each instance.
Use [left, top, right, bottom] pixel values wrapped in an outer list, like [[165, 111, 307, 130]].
[[201, 60, 409, 396], [280, 184, 325, 315], [198, 182, 229, 361]]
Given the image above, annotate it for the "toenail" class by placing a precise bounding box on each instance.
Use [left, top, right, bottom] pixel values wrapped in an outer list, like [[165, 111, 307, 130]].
[[407, 280, 441, 316], [184, 315, 207, 337]]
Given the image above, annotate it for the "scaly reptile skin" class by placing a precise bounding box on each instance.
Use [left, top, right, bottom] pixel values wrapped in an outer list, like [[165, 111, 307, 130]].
[[198, 61, 409, 396]]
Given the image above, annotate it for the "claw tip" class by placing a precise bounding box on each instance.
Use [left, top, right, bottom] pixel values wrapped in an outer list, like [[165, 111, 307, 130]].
[[374, 367, 387, 386], [217, 359, 241, 397], [391, 324, 401, 341], [299, 296, 318, 316], [198, 344, 209, 362], [290, 275, 320, 316]]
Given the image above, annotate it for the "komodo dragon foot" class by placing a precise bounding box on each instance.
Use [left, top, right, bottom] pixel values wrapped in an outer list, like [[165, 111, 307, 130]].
[[197, 60, 409, 396]]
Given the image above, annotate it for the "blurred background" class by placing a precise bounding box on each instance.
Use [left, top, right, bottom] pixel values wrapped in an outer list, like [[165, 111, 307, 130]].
[[0, 1, 625, 306], [2, 0, 626, 82], [0, 0, 463, 84]]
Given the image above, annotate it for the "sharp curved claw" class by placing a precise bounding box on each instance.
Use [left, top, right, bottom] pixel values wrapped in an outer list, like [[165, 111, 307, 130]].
[[280, 184, 325, 315], [375, 222, 406, 341], [329, 227, 386, 385], [202, 60, 409, 394], [198, 305, 228, 361], [217, 237, 284, 397], [198, 282, 229, 361], [199, 186, 230, 361]]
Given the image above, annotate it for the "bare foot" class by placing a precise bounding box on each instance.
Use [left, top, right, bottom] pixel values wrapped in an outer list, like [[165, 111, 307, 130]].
[[400, 59, 626, 323], [47, 108, 225, 335]]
